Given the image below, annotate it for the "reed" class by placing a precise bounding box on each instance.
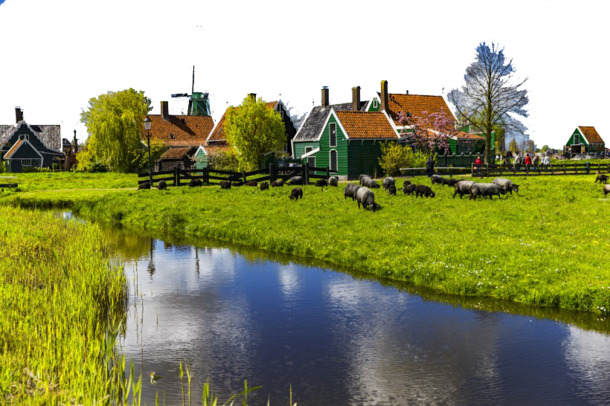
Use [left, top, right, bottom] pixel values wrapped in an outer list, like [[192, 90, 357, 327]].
[[0, 206, 128, 404]]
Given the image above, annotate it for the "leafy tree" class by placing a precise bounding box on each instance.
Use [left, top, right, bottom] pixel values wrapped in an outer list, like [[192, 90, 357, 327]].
[[448, 42, 529, 164], [80, 89, 151, 172], [541, 145, 549, 153], [396, 110, 457, 154], [207, 149, 240, 171], [509, 139, 519, 153], [224, 96, 285, 171], [379, 142, 428, 176], [129, 139, 165, 173]]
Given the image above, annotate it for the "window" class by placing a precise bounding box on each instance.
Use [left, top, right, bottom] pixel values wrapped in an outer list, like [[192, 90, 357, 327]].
[[330, 150, 337, 172], [305, 146, 312, 154], [372, 99, 378, 109], [574, 134, 580, 144], [22, 159, 31, 167], [329, 123, 337, 147]]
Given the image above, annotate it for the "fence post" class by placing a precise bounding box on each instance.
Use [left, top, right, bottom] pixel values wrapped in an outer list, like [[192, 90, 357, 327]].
[[242, 171, 247, 184], [303, 163, 309, 184], [585, 162, 590, 174], [269, 163, 276, 182], [471, 163, 474, 177], [174, 167, 179, 186], [326, 166, 330, 179]]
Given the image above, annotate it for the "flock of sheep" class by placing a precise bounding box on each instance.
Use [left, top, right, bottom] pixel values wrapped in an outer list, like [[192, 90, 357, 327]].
[[138, 171, 610, 210]]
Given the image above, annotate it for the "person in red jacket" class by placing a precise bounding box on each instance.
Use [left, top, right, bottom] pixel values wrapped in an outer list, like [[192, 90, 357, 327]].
[[473, 156, 483, 177], [524, 153, 532, 171]]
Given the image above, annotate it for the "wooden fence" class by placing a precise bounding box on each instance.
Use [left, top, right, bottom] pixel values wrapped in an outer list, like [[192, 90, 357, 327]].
[[470, 162, 610, 178], [138, 164, 336, 187]]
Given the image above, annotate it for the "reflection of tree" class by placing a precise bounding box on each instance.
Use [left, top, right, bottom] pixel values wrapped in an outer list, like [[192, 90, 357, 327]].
[[195, 248, 200, 277], [147, 237, 155, 278]]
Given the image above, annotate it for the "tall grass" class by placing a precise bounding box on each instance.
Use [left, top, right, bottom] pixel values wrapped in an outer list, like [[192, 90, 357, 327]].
[[0, 206, 129, 404], [4, 174, 610, 315]]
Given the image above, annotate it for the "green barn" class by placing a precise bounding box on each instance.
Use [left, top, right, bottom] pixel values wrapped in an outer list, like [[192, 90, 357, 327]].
[[564, 126, 605, 155]]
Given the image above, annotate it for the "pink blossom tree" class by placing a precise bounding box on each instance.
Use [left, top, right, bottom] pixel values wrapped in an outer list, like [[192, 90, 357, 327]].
[[397, 110, 458, 155]]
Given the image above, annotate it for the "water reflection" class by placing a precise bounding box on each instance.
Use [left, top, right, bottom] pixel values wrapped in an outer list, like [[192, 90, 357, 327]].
[[57, 213, 610, 404]]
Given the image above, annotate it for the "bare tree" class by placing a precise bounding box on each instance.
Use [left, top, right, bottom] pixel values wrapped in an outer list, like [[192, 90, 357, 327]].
[[448, 42, 529, 164]]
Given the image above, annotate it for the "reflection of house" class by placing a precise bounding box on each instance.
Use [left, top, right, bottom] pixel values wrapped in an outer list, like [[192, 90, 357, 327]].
[[0, 108, 64, 172], [293, 86, 398, 179], [206, 94, 297, 157], [564, 126, 605, 155]]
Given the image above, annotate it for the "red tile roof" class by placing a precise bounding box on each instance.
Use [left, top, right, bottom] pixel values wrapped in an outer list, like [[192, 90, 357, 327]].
[[207, 101, 279, 144], [159, 147, 195, 160], [335, 111, 398, 140], [146, 115, 214, 147], [453, 130, 485, 140], [382, 94, 455, 126], [578, 126, 604, 144], [204, 144, 233, 154]]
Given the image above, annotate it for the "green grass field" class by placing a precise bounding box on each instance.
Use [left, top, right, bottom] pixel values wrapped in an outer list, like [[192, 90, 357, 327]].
[[3, 172, 609, 316]]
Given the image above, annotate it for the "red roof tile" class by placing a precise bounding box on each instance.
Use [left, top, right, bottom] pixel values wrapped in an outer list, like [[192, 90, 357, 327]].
[[159, 147, 196, 160], [578, 126, 604, 144], [335, 111, 398, 140], [383, 94, 455, 126], [146, 115, 214, 147]]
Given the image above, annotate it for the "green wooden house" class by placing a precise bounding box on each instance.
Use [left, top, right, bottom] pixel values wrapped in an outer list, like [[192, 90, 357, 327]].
[[292, 86, 398, 179], [564, 126, 605, 155]]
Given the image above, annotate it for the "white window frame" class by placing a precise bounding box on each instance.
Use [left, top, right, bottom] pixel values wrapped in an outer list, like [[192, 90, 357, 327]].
[[22, 159, 32, 167], [372, 99, 378, 109], [329, 149, 338, 172], [574, 134, 579, 144], [329, 123, 337, 147]]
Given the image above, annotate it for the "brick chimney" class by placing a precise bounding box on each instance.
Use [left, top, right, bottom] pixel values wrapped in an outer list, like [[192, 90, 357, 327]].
[[161, 101, 169, 120], [352, 86, 361, 111], [248, 93, 257, 102], [15, 107, 23, 123], [321, 86, 329, 108], [380, 80, 389, 112]]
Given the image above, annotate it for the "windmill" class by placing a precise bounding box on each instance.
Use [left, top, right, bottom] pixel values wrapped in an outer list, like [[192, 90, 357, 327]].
[[171, 66, 211, 117]]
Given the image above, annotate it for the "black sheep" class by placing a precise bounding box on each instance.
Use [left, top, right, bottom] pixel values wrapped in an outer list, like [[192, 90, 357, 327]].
[[286, 176, 304, 185], [157, 180, 167, 190], [271, 179, 284, 187], [388, 184, 397, 195], [138, 182, 150, 190], [404, 183, 417, 195], [595, 174, 608, 184], [290, 187, 303, 200], [344, 183, 361, 200], [356, 187, 377, 212], [220, 181, 231, 189], [259, 181, 269, 191], [443, 178, 459, 187], [189, 179, 202, 187], [415, 184, 435, 198], [431, 174, 444, 185], [315, 179, 328, 187], [329, 176, 339, 187], [245, 180, 258, 187]]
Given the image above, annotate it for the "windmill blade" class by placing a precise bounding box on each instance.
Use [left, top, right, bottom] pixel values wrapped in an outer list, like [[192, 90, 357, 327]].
[[171, 93, 190, 98]]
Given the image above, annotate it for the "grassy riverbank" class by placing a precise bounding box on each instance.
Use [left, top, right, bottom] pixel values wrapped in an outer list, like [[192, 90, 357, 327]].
[[0, 206, 129, 404], [3, 173, 609, 315]]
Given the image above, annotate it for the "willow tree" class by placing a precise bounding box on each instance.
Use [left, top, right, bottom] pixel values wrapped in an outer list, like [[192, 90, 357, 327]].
[[448, 42, 529, 164], [224, 95, 285, 171], [80, 89, 151, 172]]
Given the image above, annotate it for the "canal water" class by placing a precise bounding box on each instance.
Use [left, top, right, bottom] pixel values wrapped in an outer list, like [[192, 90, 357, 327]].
[[90, 217, 610, 405]]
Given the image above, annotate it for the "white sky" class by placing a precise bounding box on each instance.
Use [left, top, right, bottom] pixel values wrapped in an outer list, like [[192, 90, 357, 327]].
[[0, 0, 608, 149]]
